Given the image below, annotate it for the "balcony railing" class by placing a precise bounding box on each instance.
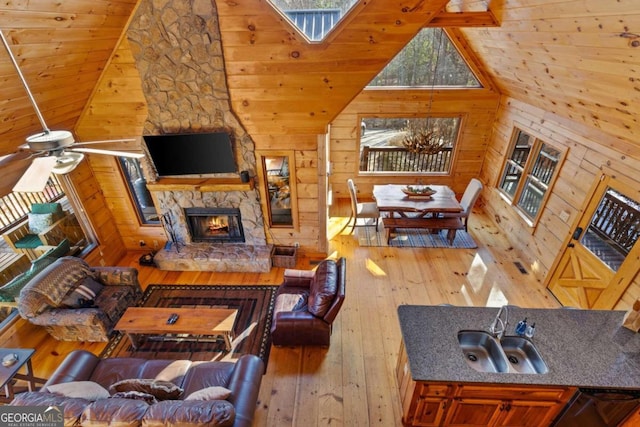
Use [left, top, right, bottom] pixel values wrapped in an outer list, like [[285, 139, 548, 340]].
[[360, 146, 453, 173], [0, 176, 64, 234]]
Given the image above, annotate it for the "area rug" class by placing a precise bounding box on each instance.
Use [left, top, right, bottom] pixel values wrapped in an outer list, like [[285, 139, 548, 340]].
[[356, 224, 478, 248], [101, 285, 277, 365]]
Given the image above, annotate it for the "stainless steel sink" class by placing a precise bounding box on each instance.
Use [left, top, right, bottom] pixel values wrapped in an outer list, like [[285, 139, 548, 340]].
[[500, 336, 549, 374], [457, 330, 509, 373], [457, 330, 548, 374]]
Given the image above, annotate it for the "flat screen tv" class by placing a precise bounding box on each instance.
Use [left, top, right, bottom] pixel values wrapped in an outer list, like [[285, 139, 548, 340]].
[[143, 132, 237, 176]]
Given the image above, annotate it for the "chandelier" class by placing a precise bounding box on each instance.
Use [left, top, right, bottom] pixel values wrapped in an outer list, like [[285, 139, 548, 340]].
[[403, 30, 445, 155]]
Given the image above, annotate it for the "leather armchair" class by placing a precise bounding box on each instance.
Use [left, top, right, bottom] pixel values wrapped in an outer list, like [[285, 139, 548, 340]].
[[270, 257, 346, 346]]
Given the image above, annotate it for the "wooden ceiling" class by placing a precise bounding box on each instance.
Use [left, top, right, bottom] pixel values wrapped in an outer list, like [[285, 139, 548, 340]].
[[1, 0, 639, 162]]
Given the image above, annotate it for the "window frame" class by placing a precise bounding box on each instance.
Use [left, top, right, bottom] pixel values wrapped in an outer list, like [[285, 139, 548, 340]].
[[117, 157, 160, 226], [256, 150, 299, 230], [357, 114, 463, 177], [498, 127, 566, 227]]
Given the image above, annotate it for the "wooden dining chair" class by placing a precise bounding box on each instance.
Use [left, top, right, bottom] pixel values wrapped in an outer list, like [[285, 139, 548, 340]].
[[347, 179, 380, 234], [443, 178, 483, 231]]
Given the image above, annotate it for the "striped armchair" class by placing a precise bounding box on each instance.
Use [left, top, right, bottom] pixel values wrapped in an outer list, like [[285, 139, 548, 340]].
[[18, 257, 142, 342]]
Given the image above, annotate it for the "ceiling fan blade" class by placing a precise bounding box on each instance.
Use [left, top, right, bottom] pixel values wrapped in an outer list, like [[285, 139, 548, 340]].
[[71, 138, 137, 146], [12, 156, 58, 193], [69, 147, 144, 158]]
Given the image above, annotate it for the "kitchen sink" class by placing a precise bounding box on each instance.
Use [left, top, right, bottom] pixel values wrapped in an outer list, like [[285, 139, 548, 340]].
[[500, 336, 549, 374], [457, 330, 509, 373], [457, 330, 548, 374]]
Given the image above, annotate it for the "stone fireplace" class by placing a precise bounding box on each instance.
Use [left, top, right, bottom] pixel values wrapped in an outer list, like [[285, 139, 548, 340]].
[[128, 0, 273, 272]]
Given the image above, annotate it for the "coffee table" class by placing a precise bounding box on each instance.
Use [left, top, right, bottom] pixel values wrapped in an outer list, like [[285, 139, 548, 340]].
[[0, 348, 46, 402], [115, 307, 238, 351]]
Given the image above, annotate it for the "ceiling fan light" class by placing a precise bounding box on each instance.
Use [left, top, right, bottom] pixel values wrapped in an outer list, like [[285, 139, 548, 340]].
[[26, 130, 75, 151], [52, 152, 85, 175]]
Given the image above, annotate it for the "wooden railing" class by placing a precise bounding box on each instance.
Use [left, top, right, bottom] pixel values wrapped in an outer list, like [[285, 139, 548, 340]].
[[360, 146, 453, 173], [0, 176, 64, 234], [589, 191, 640, 255]]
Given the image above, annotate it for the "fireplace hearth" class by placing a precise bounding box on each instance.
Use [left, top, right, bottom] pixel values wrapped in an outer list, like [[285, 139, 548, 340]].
[[185, 207, 245, 243]]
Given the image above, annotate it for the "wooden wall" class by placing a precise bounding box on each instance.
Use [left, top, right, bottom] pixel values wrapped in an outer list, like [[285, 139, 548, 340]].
[[481, 97, 640, 310]]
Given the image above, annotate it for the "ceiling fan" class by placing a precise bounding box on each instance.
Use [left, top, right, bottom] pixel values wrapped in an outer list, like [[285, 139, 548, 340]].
[[1, 29, 144, 193]]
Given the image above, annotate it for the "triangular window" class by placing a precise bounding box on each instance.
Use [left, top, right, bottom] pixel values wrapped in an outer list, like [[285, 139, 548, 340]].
[[368, 28, 481, 88], [268, 0, 358, 42]]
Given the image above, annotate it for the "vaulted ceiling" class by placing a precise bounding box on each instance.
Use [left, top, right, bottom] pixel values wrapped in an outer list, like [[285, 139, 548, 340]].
[[1, 0, 638, 165]]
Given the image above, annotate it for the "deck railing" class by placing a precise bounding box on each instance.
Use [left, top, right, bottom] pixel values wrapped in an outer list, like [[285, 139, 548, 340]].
[[589, 191, 640, 255], [360, 146, 453, 173], [0, 176, 64, 234]]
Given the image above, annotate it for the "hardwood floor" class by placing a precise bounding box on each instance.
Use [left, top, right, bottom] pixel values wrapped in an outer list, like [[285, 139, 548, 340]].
[[0, 200, 561, 425]]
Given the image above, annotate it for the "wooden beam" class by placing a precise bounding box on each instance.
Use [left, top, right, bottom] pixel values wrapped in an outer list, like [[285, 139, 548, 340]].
[[427, 11, 500, 27]]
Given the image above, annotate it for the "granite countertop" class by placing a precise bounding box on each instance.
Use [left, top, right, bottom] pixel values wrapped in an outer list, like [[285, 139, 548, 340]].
[[398, 305, 640, 389]]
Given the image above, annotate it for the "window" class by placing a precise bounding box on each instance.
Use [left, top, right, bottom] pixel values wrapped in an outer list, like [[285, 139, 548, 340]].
[[258, 152, 298, 228], [359, 116, 461, 174], [268, 0, 359, 42], [499, 128, 564, 224], [367, 28, 481, 88], [118, 157, 159, 224]]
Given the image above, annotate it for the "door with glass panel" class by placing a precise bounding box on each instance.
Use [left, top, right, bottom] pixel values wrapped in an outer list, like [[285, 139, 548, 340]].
[[547, 175, 640, 309]]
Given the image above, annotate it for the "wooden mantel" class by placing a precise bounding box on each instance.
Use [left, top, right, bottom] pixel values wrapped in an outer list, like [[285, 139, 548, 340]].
[[146, 177, 255, 192]]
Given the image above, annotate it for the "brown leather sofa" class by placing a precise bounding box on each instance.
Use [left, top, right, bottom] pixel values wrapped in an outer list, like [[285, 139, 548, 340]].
[[11, 350, 264, 427], [270, 257, 346, 346]]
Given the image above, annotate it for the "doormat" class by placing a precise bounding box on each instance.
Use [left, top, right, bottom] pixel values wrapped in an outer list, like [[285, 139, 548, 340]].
[[356, 225, 477, 248], [101, 285, 277, 365]]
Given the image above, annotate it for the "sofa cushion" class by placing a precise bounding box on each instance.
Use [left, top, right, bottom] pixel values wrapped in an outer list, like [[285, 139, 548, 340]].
[[28, 212, 53, 234], [60, 277, 104, 308], [109, 378, 184, 400], [11, 391, 90, 427], [32, 202, 64, 221], [184, 386, 231, 401], [308, 259, 338, 317], [46, 380, 110, 400], [81, 397, 149, 427], [274, 291, 309, 313], [96, 285, 139, 323], [142, 400, 235, 427]]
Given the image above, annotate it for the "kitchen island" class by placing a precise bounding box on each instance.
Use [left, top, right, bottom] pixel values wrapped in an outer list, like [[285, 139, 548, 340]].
[[397, 305, 640, 426]]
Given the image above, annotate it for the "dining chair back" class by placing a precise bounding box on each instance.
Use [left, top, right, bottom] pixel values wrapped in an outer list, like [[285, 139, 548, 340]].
[[347, 179, 379, 234], [444, 178, 483, 231]]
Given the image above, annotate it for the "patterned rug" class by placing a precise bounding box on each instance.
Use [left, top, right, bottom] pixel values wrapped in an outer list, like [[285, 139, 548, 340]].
[[356, 223, 478, 248], [101, 285, 277, 365]]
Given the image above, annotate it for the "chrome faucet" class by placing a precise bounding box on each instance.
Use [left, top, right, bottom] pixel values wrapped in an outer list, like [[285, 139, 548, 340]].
[[489, 305, 509, 339]]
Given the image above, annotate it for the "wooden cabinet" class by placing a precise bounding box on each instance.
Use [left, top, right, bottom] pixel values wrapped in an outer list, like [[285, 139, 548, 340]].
[[397, 343, 576, 426]]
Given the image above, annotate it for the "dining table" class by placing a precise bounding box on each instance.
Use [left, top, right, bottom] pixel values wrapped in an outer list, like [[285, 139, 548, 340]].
[[372, 184, 464, 244], [372, 184, 463, 217]]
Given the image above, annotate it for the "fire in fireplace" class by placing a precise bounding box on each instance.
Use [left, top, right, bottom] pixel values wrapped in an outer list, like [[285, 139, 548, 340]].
[[185, 208, 245, 243]]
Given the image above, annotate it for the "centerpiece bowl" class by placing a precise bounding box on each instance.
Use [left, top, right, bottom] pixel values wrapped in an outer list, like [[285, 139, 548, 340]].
[[402, 186, 437, 198]]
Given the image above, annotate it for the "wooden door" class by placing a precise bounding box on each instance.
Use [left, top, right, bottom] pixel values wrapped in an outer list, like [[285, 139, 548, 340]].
[[548, 175, 640, 309]]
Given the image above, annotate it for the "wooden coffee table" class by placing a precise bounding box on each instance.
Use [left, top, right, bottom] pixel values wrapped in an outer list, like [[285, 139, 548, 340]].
[[115, 307, 238, 351]]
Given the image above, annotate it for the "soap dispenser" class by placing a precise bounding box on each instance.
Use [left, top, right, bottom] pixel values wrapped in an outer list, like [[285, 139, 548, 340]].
[[515, 317, 528, 336]]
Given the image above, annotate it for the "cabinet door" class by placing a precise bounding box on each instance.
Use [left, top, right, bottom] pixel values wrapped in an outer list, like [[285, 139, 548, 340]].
[[412, 397, 449, 426], [494, 400, 563, 427], [443, 398, 502, 426]]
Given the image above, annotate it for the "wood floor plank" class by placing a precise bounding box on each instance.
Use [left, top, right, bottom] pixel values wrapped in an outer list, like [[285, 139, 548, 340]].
[[0, 199, 561, 426]]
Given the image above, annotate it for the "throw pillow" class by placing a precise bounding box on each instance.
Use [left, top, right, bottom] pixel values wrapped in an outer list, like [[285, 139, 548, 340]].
[[184, 386, 231, 401], [46, 381, 110, 401], [28, 212, 53, 234], [60, 276, 104, 308], [111, 391, 158, 405], [109, 379, 184, 400]]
